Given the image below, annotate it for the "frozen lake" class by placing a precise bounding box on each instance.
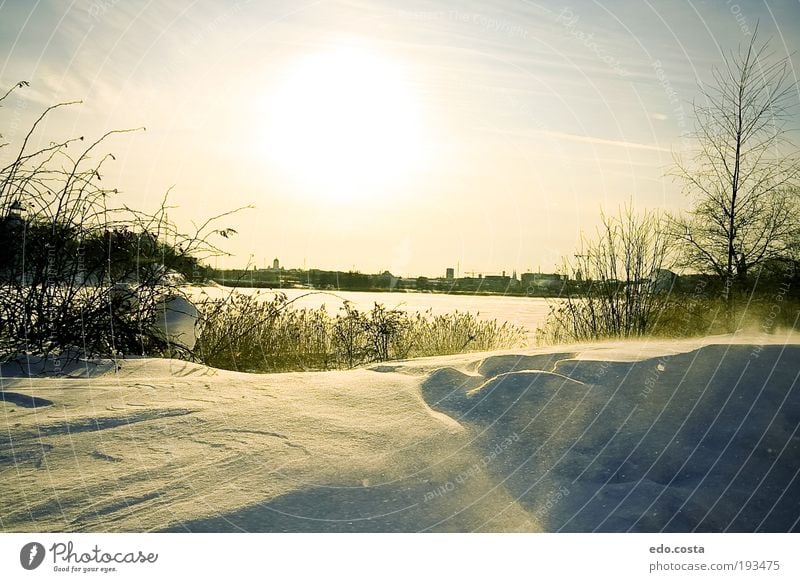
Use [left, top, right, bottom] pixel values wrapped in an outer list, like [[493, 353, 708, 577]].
[[196, 287, 553, 342]]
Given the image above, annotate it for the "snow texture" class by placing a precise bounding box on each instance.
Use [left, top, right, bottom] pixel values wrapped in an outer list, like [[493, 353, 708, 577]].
[[1, 335, 798, 532]]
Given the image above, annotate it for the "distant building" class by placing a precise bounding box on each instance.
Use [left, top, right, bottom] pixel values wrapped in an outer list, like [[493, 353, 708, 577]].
[[483, 274, 512, 292], [520, 273, 534, 287], [446, 267, 454, 280], [484, 275, 510, 283], [273, 257, 280, 270]]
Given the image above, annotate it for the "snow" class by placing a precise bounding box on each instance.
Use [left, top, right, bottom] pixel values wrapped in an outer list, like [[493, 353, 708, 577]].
[[1, 334, 799, 532]]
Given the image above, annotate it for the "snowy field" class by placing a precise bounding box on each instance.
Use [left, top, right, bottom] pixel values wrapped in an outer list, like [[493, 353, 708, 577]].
[[1, 334, 799, 532]]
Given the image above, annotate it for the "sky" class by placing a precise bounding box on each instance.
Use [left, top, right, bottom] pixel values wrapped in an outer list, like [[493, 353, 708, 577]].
[[1, 0, 799, 277]]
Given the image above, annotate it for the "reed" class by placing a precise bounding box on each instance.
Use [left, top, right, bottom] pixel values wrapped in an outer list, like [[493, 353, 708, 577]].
[[195, 292, 527, 373]]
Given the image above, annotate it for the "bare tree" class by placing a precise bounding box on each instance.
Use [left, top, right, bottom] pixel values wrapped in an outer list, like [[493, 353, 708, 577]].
[[537, 205, 673, 344], [671, 29, 800, 296]]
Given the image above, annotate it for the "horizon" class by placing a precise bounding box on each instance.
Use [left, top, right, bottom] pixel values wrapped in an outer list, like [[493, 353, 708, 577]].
[[212, 259, 555, 279], [1, 0, 800, 277]]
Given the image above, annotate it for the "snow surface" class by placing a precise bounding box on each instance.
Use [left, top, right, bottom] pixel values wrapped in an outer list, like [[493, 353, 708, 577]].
[[1, 334, 799, 532]]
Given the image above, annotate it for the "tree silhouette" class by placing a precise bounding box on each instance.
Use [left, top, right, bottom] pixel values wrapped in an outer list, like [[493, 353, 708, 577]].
[[671, 29, 799, 302]]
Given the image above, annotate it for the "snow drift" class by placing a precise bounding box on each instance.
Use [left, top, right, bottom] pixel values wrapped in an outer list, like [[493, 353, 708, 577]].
[[1, 336, 798, 532]]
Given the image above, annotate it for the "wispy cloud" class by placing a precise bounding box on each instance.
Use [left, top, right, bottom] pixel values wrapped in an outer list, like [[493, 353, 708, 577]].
[[494, 127, 671, 152], [537, 129, 671, 152]]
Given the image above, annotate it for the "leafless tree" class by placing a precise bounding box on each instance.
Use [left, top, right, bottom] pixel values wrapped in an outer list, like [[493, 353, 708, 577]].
[[671, 29, 800, 297]]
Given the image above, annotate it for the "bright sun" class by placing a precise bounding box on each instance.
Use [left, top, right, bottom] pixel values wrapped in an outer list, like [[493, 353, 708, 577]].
[[265, 45, 426, 202]]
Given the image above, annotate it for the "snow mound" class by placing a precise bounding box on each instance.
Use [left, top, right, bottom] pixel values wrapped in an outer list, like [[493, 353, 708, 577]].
[[464, 371, 588, 421], [420, 367, 483, 415], [1, 337, 799, 532], [458, 343, 800, 532], [0, 354, 214, 379], [475, 352, 575, 378]]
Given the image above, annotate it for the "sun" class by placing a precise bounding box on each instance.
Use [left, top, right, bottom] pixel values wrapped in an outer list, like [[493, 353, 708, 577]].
[[264, 45, 426, 202]]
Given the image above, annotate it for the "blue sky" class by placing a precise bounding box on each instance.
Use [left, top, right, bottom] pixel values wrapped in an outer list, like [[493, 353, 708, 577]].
[[1, 0, 799, 275]]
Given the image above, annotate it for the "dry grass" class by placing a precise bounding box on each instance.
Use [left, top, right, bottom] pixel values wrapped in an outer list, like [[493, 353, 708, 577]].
[[195, 292, 527, 373], [537, 291, 800, 345]]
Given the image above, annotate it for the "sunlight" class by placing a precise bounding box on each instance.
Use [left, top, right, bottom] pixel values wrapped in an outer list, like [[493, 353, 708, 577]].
[[263, 44, 426, 202]]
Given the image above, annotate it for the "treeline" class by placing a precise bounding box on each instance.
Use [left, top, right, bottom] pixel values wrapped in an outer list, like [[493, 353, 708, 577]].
[[210, 268, 396, 291], [210, 268, 567, 296]]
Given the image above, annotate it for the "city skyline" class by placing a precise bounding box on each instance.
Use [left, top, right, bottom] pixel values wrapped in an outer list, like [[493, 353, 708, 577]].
[[233, 256, 557, 279]]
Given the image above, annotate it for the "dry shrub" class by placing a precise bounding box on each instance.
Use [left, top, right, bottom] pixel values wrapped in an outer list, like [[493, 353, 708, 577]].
[[195, 292, 527, 373], [536, 206, 673, 345]]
